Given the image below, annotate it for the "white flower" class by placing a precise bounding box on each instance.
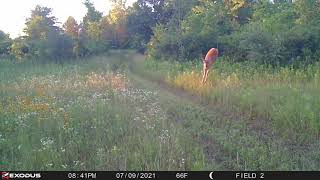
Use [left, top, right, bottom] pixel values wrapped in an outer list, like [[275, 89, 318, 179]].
[[40, 137, 54, 149], [159, 129, 170, 143], [46, 163, 53, 167]]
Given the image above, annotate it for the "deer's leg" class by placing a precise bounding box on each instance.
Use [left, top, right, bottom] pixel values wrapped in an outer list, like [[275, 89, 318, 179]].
[[202, 63, 207, 84], [204, 69, 210, 84], [204, 61, 214, 84]]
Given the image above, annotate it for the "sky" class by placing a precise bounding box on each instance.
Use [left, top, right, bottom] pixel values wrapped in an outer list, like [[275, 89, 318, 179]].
[[0, 0, 136, 38]]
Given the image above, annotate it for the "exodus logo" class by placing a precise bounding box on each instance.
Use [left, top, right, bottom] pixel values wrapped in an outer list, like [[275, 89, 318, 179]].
[[1, 172, 41, 179], [1, 172, 9, 180]]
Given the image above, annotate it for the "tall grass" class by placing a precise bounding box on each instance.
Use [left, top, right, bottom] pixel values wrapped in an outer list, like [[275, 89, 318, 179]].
[[1, 52, 320, 171], [0, 55, 206, 170], [138, 58, 320, 144]]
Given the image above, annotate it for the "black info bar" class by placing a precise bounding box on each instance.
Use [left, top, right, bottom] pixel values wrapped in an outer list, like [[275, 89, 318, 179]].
[[1, 171, 319, 180]]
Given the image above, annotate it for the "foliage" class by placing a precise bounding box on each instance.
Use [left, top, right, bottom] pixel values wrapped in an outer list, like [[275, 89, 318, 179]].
[[147, 0, 235, 61], [126, 0, 159, 51], [82, 0, 103, 27], [107, 0, 130, 48], [0, 30, 12, 57], [146, 0, 198, 60], [10, 37, 29, 60], [63, 16, 79, 39], [146, 0, 320, 66], [20, 5, 74, 62], [1, 0, 320, 65]]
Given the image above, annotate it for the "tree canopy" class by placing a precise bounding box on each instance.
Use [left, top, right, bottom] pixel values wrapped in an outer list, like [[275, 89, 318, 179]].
[[1, 0, 319, 66]]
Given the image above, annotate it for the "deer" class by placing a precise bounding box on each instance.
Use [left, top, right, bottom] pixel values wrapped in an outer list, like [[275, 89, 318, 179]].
[[201, 48, 219, 84]]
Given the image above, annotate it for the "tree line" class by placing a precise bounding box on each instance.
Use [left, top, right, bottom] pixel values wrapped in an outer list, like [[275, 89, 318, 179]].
[[0, 0, 319, 65]]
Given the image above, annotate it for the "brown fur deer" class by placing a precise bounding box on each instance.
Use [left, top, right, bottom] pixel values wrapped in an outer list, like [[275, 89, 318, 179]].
[[202, 48, 219, 84]]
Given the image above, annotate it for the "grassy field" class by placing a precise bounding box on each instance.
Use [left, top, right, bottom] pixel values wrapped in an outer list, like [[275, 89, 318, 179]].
[[137, 58, 320, 144], [1, 51, 320, 170]]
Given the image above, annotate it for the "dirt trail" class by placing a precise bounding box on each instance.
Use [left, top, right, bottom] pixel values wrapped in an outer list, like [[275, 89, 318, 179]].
[[128, 72, 223, 166], [129, 53, 273, 143], [131, 54, 312, 148], [126, 54, 278, 169], [109, 51, 319, 170], [130, 53, 202, 103]]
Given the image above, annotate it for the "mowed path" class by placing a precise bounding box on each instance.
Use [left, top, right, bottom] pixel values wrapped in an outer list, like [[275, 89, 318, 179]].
[[113, 51, 320, 170]]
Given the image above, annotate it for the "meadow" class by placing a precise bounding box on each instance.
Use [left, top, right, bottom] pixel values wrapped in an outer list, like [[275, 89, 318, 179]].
[[138, 58, 320, 144], [1, 51, 320, 170], [0, 53, 211, 170]]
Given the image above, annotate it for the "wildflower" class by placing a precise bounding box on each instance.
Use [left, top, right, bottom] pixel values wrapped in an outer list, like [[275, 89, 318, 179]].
[[46, 163, 53, 167], [60, 147, 66, 152], [73, 161, 80, 166], [179, 158, 186, 169], [181, 158, 185, 164], [133, 116, 140, 121], [40, 137, 54, 149], [159, 129, 170, 144]]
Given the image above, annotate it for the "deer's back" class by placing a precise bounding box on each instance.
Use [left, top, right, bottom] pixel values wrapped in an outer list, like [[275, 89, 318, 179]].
[[205, 48, 218, 63]]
